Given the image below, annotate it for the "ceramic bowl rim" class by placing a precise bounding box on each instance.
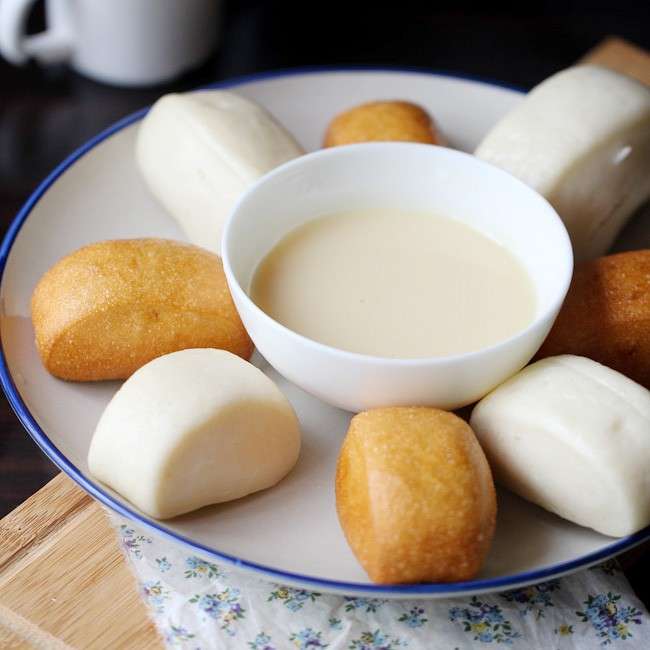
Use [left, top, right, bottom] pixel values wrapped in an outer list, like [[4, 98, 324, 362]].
[[222, 141, 574, 368]]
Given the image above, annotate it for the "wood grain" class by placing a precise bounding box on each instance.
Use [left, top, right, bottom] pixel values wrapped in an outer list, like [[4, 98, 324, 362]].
[[582, 37, 650, 86], [0, 475, 160, 649], [0, 475, 87, 573]]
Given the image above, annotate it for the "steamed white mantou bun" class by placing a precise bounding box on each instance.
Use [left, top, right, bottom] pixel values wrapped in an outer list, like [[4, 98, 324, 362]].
[[88, 349, 301, 519], [475, 65, 650, 261], [136, 90, 304, 253], [470, 355, 650, 537]]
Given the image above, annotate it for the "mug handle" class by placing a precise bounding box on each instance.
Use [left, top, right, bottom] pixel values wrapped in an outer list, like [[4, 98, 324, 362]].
[[0, 0, 72, 65]]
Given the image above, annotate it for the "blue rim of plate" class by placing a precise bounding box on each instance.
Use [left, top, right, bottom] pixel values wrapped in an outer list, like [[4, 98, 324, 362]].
[[1, 66, 649, 596]]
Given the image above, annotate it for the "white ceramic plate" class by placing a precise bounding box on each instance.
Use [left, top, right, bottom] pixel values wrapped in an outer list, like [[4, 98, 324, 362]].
[[2, 69, 650, 599]]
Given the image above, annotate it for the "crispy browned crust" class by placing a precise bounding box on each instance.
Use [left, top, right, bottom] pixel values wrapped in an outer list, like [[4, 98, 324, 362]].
[[31, 238, 253, 381], [536, 249, 650, 388], [335, 407, 496, 584], [323, 100, 443, 147]]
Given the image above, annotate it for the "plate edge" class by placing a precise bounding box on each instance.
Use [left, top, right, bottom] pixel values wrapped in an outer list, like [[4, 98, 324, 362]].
[[3, 66, 646, 597]]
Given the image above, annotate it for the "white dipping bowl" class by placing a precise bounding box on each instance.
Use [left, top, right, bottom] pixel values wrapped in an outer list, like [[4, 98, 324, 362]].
[[222, 143, 573, 412]]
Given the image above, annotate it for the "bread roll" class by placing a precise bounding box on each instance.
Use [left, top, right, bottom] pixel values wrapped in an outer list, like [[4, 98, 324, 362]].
[[335, 407, 496, 584], [475, 65, 650, 261], [31, 238, 252, 381], [137, 91, 304, 253], [536, 250, 650, 388], [470, 355, 650, 537], [323, 101, 443, 147], [88, 349, 301, 519]]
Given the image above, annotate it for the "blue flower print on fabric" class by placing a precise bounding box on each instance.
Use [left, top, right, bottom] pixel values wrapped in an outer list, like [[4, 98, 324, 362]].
[[164, 623, 196, 646], [268, 586, 322, 611], [398, 606, 428, 628], [184, 556, 222, 580], [344, 597, 386, 613], [500, 580, 561, 619], [289, 627, 328, 648], [449, 597, 520, 644], [249, 631, 276, 649], [142, 580, 170, 614], [189, 588, 245, 636], [576, 592, 643, 645], [119, 524, 151, 559], [348, 629, 405, 649]]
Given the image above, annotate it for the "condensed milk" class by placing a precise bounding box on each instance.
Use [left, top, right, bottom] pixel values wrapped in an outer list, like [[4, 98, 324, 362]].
[[250, 209, 536, 358]]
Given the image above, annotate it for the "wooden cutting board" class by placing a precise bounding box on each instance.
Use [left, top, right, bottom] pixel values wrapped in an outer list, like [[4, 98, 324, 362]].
[[1, 37, 649, 650], [0, 474, 160, 649]]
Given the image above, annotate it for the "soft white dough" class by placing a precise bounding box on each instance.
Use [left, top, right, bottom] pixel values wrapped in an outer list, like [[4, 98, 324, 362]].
[[475, 65, 650, 261], [470, 355, 650, 537], [88, 349, 301, 519], [136, 91, 304, 253]]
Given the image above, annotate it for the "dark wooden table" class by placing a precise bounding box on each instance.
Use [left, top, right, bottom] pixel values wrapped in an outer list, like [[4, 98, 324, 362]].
[[1, 0, 648, 603]]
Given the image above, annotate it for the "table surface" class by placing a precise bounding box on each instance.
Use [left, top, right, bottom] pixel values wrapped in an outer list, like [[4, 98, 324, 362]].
[[0, 0, 649, 606]]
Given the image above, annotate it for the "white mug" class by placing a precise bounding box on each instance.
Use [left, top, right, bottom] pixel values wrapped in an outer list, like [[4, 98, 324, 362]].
[[0, 0, 222, 86]]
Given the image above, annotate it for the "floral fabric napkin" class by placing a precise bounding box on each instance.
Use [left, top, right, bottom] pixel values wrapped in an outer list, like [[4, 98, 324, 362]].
[[110, 512, 649, 649]]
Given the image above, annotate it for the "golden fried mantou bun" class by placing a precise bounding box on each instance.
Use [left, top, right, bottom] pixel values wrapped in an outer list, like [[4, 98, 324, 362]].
[[335, 407, 496, 584], [323, 100, 443, 147], [31, 238, 253, 381], [537, 249, 650, 388]]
